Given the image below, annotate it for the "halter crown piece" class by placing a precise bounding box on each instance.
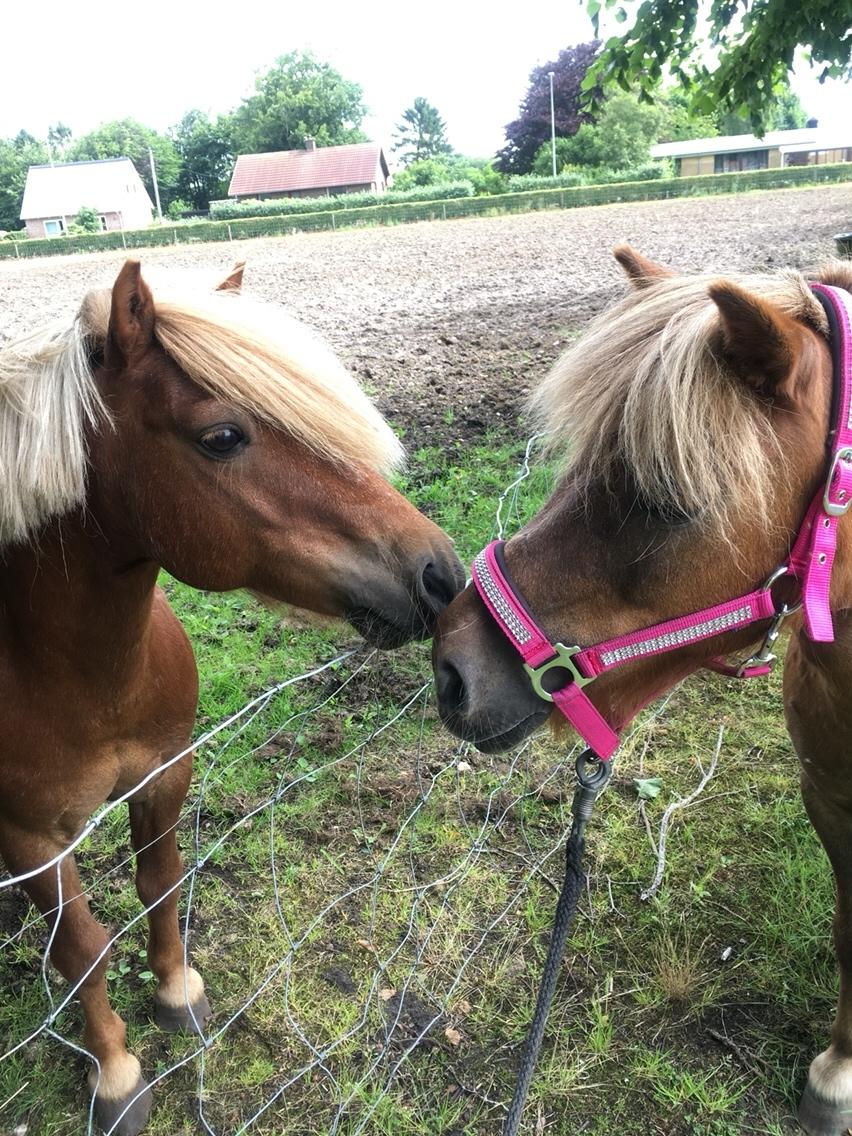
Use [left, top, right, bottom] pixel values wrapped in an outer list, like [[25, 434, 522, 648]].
[[472, 284, 852, 762]]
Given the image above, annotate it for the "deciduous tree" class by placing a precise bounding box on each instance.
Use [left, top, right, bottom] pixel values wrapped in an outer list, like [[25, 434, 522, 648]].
[[69, 119, 181, 209], [0, 131, 49, 231], [229, 51, 366, 155], [496, 42, 601, 174], [585, 0, 849, 132], [531, 92, 665, 172], [173, 110, 232, 210]]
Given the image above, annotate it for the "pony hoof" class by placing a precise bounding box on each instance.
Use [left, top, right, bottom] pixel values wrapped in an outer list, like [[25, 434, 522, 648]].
[[798, 1080, 852, 1135], [154, 991, 211, 1034], [94, 1076, 152, 1136]]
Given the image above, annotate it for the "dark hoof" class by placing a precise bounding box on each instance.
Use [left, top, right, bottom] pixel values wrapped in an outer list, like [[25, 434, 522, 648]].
[[154, 992, 211, 1034], [798, 1080, 852, 1135], [94, 1076, 152, 1136]]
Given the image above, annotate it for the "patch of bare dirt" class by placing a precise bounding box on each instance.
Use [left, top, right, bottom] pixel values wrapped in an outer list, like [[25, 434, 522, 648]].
[[0, 185, 849, 450]]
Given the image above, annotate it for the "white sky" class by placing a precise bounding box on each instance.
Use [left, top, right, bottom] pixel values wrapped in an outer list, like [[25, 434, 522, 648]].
[[3, 0, 849, 162]]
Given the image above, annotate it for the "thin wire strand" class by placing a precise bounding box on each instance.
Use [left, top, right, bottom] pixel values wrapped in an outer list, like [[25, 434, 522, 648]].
[[1, 436, 702, 1136]]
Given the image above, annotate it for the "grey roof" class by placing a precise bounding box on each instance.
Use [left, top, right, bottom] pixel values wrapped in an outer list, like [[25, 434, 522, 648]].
[[19, 158, 153, 220], [651, 127, 852, 160]]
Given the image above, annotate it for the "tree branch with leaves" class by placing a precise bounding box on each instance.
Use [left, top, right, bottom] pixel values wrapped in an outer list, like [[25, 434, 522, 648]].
[[584, 0, 851, 133]]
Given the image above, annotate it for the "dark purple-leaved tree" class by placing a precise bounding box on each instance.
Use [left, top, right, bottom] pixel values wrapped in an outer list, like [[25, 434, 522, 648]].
[[496, 42, 601, 174]]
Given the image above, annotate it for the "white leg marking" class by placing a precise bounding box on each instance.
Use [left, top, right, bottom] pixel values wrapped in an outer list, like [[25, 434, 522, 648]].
[[88, 1052, 143, 1101], [156, 965, 205, 1008], [808, 1046, 852, 1105]]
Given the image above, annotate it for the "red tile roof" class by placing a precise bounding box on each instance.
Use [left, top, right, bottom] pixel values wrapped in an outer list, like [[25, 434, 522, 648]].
[[228, 143, 389, 197]]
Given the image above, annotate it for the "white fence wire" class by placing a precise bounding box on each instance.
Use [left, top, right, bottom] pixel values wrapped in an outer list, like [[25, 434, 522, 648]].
[[0, 437, 683, 1135]]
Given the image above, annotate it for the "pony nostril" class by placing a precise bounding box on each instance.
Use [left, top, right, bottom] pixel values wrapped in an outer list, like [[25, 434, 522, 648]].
[[436, 657, 467, 717], [418, 559, 459, 614]]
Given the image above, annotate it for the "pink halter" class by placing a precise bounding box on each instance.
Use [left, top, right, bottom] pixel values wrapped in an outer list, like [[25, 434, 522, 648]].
[[472, 284, 852, 762]]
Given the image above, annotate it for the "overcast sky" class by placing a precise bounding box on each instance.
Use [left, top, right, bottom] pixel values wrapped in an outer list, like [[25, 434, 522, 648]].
[[2, 0, 848, 161]]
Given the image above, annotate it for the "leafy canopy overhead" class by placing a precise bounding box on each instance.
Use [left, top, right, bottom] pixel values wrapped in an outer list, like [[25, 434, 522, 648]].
[[496, 42, 601, 174], [392, 98, 453, 166], [228, 51, 367, 155], [585, 0, 852, 133]]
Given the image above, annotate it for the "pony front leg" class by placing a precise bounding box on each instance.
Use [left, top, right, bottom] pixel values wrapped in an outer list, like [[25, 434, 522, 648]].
[[128, 754, 211, 1035], [0, 825, 152, 1136], [786, 622, 852, 1135], [798, 781, 852, 1136]]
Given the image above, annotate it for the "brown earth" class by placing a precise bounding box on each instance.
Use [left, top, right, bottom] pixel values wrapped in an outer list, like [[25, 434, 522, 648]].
[[1, 184, 849, 449]]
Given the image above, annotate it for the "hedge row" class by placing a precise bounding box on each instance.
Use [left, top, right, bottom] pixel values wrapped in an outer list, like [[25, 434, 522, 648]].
[[209, 180, 474, 220], [2, 162, 851, 261], [505, 161, 672, 192]]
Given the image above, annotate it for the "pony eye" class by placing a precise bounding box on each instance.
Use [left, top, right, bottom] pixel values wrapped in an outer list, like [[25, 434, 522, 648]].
[[198, 425, 246, 457]]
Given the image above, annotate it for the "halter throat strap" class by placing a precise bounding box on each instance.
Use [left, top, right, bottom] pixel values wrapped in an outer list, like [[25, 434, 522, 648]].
[[471, 284, 852, 762]]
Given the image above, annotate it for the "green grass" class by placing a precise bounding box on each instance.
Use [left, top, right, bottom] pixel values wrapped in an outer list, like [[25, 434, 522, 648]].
[[0, 434, 834, 1135]]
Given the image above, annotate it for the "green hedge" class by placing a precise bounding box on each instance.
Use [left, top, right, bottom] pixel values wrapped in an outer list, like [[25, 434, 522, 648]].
[[2, 162, 851, 261], [504, 161, 672, 192], [209, 181, 474, 220]]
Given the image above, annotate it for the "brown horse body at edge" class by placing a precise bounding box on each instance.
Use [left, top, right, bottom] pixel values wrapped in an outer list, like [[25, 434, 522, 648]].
[[0, 261, 463, 1134], [435, 248, 852, 1135]]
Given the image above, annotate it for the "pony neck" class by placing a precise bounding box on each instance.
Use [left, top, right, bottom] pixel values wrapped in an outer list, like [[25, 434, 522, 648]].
[[0, 508, 160, 681]]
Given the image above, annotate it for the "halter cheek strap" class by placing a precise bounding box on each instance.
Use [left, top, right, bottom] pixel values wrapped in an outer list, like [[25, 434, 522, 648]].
[[471, 284, 852, 761]]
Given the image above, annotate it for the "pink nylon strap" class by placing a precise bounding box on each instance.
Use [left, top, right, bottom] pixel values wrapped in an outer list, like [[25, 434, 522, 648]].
[[470, 284, 852, 760], [471, 542, 777, 761], [574, 589, 777, 678], [471, 544, 620, 759], [787, 284, 852, 641]]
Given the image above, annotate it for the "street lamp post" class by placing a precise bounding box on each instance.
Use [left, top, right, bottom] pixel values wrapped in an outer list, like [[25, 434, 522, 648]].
[[548, 71, 557, 177]]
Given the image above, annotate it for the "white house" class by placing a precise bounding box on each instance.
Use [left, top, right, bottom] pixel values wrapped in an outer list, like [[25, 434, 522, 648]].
[[19, 158, 154, 238], [651, 126, 852, 177]]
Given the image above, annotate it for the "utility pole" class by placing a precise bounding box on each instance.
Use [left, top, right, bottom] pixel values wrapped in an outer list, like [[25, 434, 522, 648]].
[[548, 71, 557, 178], [148, 146, 163, 221]]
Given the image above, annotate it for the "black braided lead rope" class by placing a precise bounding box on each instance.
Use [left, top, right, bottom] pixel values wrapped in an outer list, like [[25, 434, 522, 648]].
[[502, 752, 612, 1136]]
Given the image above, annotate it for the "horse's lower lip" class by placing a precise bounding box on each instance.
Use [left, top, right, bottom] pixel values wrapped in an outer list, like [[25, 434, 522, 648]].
[[347, 607, 430, 649], [439, 709, 548, 753]]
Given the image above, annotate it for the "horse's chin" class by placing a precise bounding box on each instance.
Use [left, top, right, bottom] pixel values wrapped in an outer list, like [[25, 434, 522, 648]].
[[440, 707, 551, 753]]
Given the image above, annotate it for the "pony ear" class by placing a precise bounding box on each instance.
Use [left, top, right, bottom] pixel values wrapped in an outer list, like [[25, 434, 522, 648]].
[[613, 244, 674, 289], [105, 259, 155, 368], [708, 280, 798, 394], [216, 261, 245, 293]]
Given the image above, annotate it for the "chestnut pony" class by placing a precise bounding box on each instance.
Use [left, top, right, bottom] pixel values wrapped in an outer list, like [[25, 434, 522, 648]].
[[0, 260, 463, 1135], [434, 248, 852, 1136]]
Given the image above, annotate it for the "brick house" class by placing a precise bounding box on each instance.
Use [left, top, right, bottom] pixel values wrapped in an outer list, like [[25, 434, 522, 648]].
[[227, 139, 390, 200], [20, 158, 154, 238], [651, 126, 852, 177]]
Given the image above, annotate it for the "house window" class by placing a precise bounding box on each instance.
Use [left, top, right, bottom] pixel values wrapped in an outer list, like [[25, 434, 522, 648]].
[[43, 218, 65, 237], [99, 215, 109, 231], [714, 150, 769, 173]]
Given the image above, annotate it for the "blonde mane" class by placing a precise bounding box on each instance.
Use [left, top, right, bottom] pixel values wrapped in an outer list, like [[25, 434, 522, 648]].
[[0, 273, 402, 548], [530, 264, 851, 535]]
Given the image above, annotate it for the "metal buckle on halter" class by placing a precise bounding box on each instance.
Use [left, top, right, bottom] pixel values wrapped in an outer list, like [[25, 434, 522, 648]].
[[823, 447, 852, 517], [735, 566, 802, 677], [523, 643, 593, 702]]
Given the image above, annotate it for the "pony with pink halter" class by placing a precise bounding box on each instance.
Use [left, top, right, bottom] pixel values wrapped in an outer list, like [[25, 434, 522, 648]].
[[471, 283, 852, 762]]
